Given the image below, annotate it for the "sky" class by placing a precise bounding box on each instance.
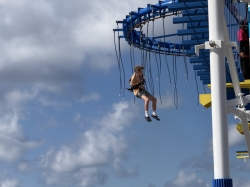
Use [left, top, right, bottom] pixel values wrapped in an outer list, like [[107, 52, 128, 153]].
[[0, 0, 249, 187]]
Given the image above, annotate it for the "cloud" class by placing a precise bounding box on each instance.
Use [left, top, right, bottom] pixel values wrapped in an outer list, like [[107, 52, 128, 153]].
[[179, 153, 213, 172], [0, 89, 41, 163], [38, 101, 138, 187], [37, 95, 71, 108], [17, 160, 33, 173], [0, 0, 90, 95], [148, 183, 156, 187], [228, 123, 245, 147], [0, 112, 39, 163], [80, 93, 101, 104], [0, 0, 182, 87], [0, 89, 38, 114], [180, 123, 248, 174], [179, 140, 213, 172], [0, 179, 21, 187], [164, 171, 209, 187], [0, 0, 140, 82], [157, 91, 176, 109], [233, 178, 250, 187], [0, 171, 21, 187], [230, 155, 250, 172], [241, 181, 250, 187], [74, 113, 81, 122], [5, 89, 37, 107], [113, 160, 139, 178]]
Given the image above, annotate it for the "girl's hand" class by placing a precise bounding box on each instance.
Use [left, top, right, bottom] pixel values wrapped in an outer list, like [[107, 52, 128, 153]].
[[240, 52, 245, 58]]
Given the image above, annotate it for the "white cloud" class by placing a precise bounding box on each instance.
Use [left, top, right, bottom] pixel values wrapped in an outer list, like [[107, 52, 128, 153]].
[[0, 0, 125, 80], [0, 87, 41, 164], [113, 160, 139, 178], [80, 93, 101, 104], [179, 152, 213, 172], [228, 123, 245, 147], [0, 171, 21, 187], [239, 181, 250, 187], [233, 178, 250, 187], [38, 101, 138, 187], [74, 113, 81, 122], [3, 15, 11, 25], [17, 161, 32, 173], [0, 112, 39, 163], [0, 0, 181, 89], [37, 95, 71, 108], [157, 91, 176, 109], [164, 171, 210, 187], [148, 183, 156, 187], [0, 179, 21, 187], [1, 89, 38, 112], [74, 113, 85, 127]]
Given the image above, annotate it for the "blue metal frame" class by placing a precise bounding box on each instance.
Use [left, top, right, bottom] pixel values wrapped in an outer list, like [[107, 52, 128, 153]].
[[113, 0, 245, 85]]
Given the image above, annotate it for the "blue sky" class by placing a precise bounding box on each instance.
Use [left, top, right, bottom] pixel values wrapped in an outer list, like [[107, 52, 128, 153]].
[[0, 0, 249, 187]]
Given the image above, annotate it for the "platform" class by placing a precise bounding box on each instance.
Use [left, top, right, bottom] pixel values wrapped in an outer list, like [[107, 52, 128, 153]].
[[236, 151, 249, 161], [199, 80, 250, 109], [236, 123, 250, 135]]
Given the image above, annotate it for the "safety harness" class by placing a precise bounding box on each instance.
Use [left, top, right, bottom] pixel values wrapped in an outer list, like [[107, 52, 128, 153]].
[[127, 75, 146, 92]]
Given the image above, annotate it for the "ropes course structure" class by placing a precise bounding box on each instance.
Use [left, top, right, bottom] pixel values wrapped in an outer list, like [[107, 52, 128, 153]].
[[113, 0, 250, 187], [113, 0, 246, 104], [114, 0, 245, 84]]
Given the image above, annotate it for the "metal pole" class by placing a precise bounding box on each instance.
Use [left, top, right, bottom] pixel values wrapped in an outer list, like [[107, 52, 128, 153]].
[[208, 0, 232, 186]]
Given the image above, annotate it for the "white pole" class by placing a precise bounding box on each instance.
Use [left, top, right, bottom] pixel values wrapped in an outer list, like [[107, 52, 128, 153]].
[[208, 0, 230, 181], [223, 16, 241, 96]]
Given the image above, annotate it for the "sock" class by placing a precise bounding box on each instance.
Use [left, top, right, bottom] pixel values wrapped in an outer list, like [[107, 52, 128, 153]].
[[152, 111, 157, 116], [145, 111, 149, 117]]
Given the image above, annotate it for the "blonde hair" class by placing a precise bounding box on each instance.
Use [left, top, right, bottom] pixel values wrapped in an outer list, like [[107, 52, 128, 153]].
[[134, 66, 144, 72]]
